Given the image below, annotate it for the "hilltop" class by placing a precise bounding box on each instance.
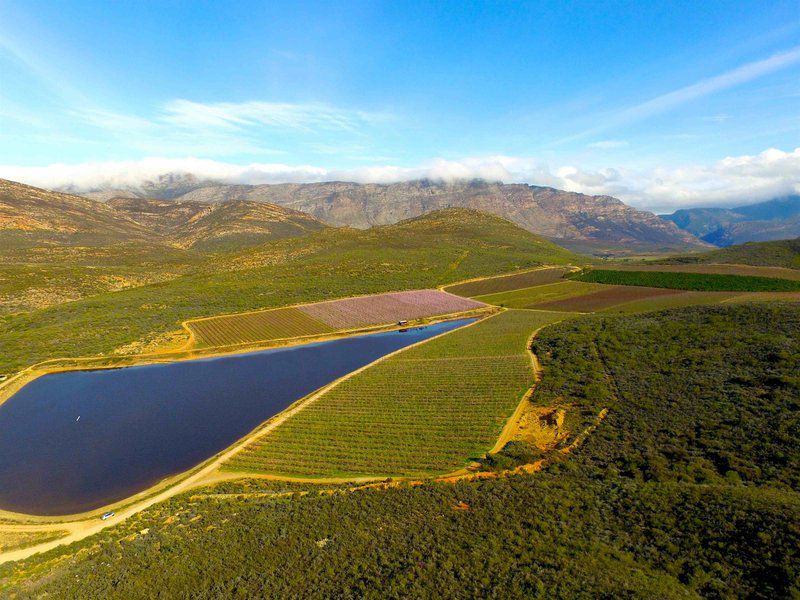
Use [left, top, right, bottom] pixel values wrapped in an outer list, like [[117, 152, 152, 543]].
[[107, 197, 326, 251], [0, 179, 327, 253], [77, 178, 705, 254], [662, 195, 800, 246], [663, 236, 800, 269], [0, 203, 580, 374], [0, 178, 155, 247]]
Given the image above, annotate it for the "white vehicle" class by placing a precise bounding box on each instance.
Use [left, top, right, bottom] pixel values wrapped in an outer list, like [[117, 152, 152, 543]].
[[101, 511, 115, 520]]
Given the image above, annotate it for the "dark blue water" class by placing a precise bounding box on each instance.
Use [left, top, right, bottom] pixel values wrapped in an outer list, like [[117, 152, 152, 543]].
[[0, 319, 472, 515]]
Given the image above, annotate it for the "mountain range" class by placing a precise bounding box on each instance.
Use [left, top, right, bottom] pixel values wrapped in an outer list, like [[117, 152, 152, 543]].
[[662, 195, 800, 246], [77, 177, 706, 254]]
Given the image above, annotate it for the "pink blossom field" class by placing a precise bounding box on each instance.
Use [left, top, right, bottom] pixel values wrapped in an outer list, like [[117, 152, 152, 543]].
[[298, 289, 486, 329]]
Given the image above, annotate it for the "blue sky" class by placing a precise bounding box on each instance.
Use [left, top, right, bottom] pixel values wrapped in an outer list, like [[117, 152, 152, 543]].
[[0, 0, 798, 210]]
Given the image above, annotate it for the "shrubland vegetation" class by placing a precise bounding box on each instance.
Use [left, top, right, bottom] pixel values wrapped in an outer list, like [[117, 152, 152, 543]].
[[0, 530, 67, 553], [3, 302, 798, 598], [226, 310, 566, 477], [574, 268, 800, 291], [188, 290, 485, 347], [664, 236, 800, 269], [0, 209, 578, 375]]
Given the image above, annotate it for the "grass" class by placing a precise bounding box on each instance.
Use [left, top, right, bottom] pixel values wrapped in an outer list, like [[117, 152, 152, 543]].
[[444, 266, 571, 297], [0, 530, 67, 553], [224, 309, 568, 477], [573, 269, 800, 292], [475, 280, 602, 308]]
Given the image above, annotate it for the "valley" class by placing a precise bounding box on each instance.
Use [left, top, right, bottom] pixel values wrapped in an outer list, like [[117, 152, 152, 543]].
[[0, 177, 798, 597], [3, 4, 799, 596]]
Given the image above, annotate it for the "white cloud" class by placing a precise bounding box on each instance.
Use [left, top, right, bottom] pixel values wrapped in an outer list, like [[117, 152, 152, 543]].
[[2, 148, 798, 213]]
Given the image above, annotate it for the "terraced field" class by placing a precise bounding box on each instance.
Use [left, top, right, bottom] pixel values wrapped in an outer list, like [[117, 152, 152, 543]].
[[225, 310, 567, 477], [187, 290, 485, 347], [444, 267, 571, 297]]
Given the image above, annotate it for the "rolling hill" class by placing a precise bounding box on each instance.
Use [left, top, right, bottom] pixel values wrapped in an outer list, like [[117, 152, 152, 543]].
[[662, 195, 800, 246], [77, 178, 706, 253], [106, 197, 327, 251], [0, 179, 327, 252], [0, 178, 155, 247], [0, 204, 580, 374], [663, 237, 800, 269]]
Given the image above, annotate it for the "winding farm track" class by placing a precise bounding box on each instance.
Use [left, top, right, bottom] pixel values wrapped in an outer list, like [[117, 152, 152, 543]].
[[0, 311, 505, 565], [0, 267, 600, 564]]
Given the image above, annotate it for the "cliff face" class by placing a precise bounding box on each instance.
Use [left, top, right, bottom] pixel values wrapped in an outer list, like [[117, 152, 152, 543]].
[[175, 180, 706, 250]]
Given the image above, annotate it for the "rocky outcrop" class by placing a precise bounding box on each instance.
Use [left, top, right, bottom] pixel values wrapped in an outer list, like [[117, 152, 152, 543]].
[[174, 180, 706, 251]]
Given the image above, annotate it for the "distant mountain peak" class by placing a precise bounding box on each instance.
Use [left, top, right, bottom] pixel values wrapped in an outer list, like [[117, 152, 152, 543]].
[[662, 194, 800, 246]]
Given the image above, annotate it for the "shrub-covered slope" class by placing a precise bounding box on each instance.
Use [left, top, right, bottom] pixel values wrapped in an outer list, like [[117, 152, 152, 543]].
[[2, 303, 798, 598], [0, 209, 579, 374], [664, 236, 800, 269]]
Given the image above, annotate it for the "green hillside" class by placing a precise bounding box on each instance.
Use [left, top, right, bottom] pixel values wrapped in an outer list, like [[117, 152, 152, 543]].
[[3, 303, 797, 598], [0, 208, 579, 375], [664, 236, 800, 269]]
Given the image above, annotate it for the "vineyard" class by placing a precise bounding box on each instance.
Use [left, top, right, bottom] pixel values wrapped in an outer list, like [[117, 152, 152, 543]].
[[475, 280, 602, 308], [188, 307, 333, 347], [444, 266, 571, 297], [225, 309, 567, 477], [187, 290, 485, 347], [574, 269, 800, 292], [530, 285, 681, 312]]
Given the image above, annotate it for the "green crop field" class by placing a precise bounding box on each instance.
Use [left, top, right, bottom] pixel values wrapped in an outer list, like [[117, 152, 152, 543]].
[[597, 291, 738, 314], [187, 307, 334, 347], [574, 269, 800, 291], [475, 280, 602, 308], [225, 309, 568, 477], [444, 266, 571, 297]]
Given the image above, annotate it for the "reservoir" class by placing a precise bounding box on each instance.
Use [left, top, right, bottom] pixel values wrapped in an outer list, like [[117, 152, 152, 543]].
[[0, 319, 473, 515]]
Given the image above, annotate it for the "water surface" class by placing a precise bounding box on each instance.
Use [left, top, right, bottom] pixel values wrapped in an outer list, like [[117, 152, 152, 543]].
[[0, 319, 472, 515]]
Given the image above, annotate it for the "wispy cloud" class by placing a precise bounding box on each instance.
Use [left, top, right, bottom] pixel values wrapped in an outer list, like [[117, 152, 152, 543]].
[[64, 99, 390, 157], [586, 139, 628, 150], [3, 147, 798, 213], [160, 100, 388, 133], [561, 46, 800, 144]]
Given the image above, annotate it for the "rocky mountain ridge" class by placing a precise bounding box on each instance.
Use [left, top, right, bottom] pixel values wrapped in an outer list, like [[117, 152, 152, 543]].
[[0, 179, 326, 251], [662, 195, 800, 246], [79, 178, 706, 253]]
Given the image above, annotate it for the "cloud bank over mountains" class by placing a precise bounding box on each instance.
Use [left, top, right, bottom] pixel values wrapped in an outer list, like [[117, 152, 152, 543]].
[[1, 147, 798, 213]]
